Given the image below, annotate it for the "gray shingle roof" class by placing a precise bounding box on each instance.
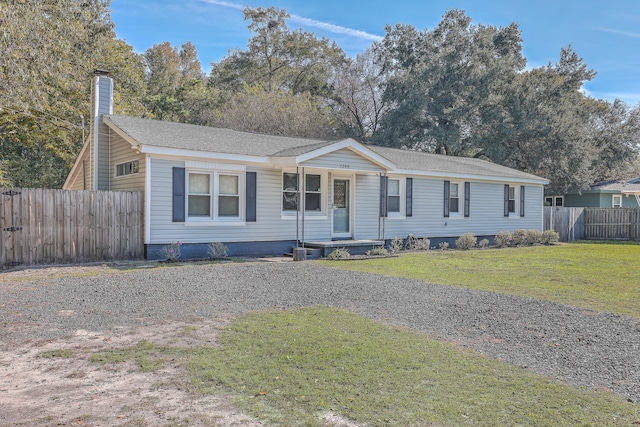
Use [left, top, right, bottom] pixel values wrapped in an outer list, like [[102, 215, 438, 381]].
[[590, 179, 640, 193], [106, 114, 547, 182], [367, 145, 545, 181], [106, 115, 333, 157]]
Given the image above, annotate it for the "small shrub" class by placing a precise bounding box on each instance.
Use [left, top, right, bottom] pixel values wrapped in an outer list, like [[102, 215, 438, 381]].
[[159, 241, 182, 262], [404, 234, 419, 251], [541, 229, 560, 245], [326, 247, 351, 260], [415, 238, 430, 251], [494, 231, 512, 248], [526, 229, 543, 245], [438, 241, 449, 250], [455, 232, 477, 250], [512, 229, 528, 246], [388, 237, 403, 255], [366, 246, 389, 256], [207, 242, 229, 259], [478, 238, 490, 248]]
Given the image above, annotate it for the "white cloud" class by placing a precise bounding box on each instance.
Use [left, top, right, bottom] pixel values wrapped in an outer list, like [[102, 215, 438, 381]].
[[199, 0, 382, 42], [594, 27, 640, 38], [199, 0, 243, 10], [289, 15, 383, 42]]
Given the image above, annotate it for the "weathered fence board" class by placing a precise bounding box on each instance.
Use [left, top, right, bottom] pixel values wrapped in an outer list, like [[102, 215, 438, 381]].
[[544, 206, 640, 242], [0, 188, 143, 268], [584, 208, 640, 241], [543, 207, 585, 242]]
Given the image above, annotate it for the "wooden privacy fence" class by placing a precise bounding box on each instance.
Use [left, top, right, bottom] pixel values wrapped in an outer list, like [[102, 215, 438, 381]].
[[583, 207, 640, 241], [544, 207, 640, 242], [543, 207, 585, 242], [1, 188, 143, 268]]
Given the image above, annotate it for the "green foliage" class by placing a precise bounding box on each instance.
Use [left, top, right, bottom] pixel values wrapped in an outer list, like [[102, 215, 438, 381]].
[[526, 229, 544, 245], [478, 238, 490, 248], [388, 237, 404, 254], [403, 233, 430, 251], [494, 231, 513, 248], [455, 232, 477, 250], [90, 340, 169, 372], [38, 349, 74, 359], [511, 229, 529, 246], [541, 230, 560, 245], [0, 0, 146, 187], [209, 84, 336, 138], [365, 246, 389, 256], [189, 307, 640, 426], [159, 241, 182, 262], [375, 10, 526, 156], [210, 7, 346, 98], [325, 247, 351, 260], [207, 242, 229, 259], [438, 241, 450, 250], [373, 10, 640, 193], [323, 243, 640, 318]]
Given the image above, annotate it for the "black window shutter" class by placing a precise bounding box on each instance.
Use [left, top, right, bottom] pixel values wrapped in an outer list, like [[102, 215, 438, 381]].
[[464, 182, 470, 217], [520, 185, 525, 217], [443, 180, 450, 217], [172, 167, 185, 222], [504, 184, 510, 217], [246, 171, 257, 222], [406, 178, 413, 217], [380, 175, 388, 217]]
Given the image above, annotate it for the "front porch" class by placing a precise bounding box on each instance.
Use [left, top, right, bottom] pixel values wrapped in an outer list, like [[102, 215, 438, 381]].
[[297, 239, 386, 259]]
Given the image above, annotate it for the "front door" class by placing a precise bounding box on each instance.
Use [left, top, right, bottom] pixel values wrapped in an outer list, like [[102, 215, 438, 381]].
[[332, 178, 351, 239]]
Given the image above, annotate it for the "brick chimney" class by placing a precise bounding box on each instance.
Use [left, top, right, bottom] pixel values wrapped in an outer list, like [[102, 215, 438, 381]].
[[89, 69, 113, 190]]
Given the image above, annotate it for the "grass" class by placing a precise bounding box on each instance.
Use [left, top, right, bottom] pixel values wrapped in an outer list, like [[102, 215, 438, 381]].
[[38, 348, 75, 359], [319, 242, 640, 318], [187, 306, 640, 426], [90, 339, 178, 372]]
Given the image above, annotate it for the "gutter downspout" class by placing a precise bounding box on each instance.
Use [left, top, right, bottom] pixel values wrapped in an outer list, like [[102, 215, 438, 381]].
[[296, 166, 300, 248], [301, 167, 305, 249]]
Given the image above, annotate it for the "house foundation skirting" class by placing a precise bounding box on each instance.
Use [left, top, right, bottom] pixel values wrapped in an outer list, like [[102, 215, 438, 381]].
[[145, 240, 297, 261]]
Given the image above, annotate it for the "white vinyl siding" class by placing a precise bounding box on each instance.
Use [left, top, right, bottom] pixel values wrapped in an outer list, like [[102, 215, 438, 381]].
[[149, 159, 334, 244], [301, 148, 384, 172], [379, 179, 544, 240], [148, 157, 544, 244], [107, 129, 145, 192]]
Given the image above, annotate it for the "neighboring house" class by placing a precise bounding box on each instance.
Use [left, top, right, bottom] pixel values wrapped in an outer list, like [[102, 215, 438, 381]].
[[64, 72, 549, 259], [547, 179, 640, 208]]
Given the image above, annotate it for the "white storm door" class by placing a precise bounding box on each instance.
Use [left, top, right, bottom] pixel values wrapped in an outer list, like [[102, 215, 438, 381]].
[[332, 178, 352, 239]]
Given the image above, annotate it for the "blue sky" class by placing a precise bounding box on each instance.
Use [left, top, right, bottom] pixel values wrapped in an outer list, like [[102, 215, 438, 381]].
[[111, 0, 640, 105]]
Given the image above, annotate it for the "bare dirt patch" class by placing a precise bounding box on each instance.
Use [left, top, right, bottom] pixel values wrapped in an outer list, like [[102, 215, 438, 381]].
[[0, 318, 264, 426]]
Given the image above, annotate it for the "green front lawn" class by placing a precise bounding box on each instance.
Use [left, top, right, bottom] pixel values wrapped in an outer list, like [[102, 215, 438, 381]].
[[187, 307, 640, 426], [320, 242, 640, 318]]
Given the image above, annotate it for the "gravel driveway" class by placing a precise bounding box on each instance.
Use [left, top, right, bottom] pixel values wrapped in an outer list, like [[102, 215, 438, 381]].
[[2, 260, 640, 405]]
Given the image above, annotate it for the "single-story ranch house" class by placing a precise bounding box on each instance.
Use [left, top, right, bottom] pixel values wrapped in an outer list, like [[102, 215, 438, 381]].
[[64, 72, 549, 260]]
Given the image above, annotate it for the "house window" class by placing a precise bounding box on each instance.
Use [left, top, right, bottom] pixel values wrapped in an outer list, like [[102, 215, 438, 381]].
[[545, 196, 564, 207], [218, 174, 239, 217], [388, 179, 401, 213], [188, 173, 212, 217], [282, 172, 323, 212], [115, 160, 139, 177], [449, 183, 460, 214], [187, 171, 243, 220], [305, 174, 322, 211], [613, 194, 622, 208], [508, 186, 516, 213]]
